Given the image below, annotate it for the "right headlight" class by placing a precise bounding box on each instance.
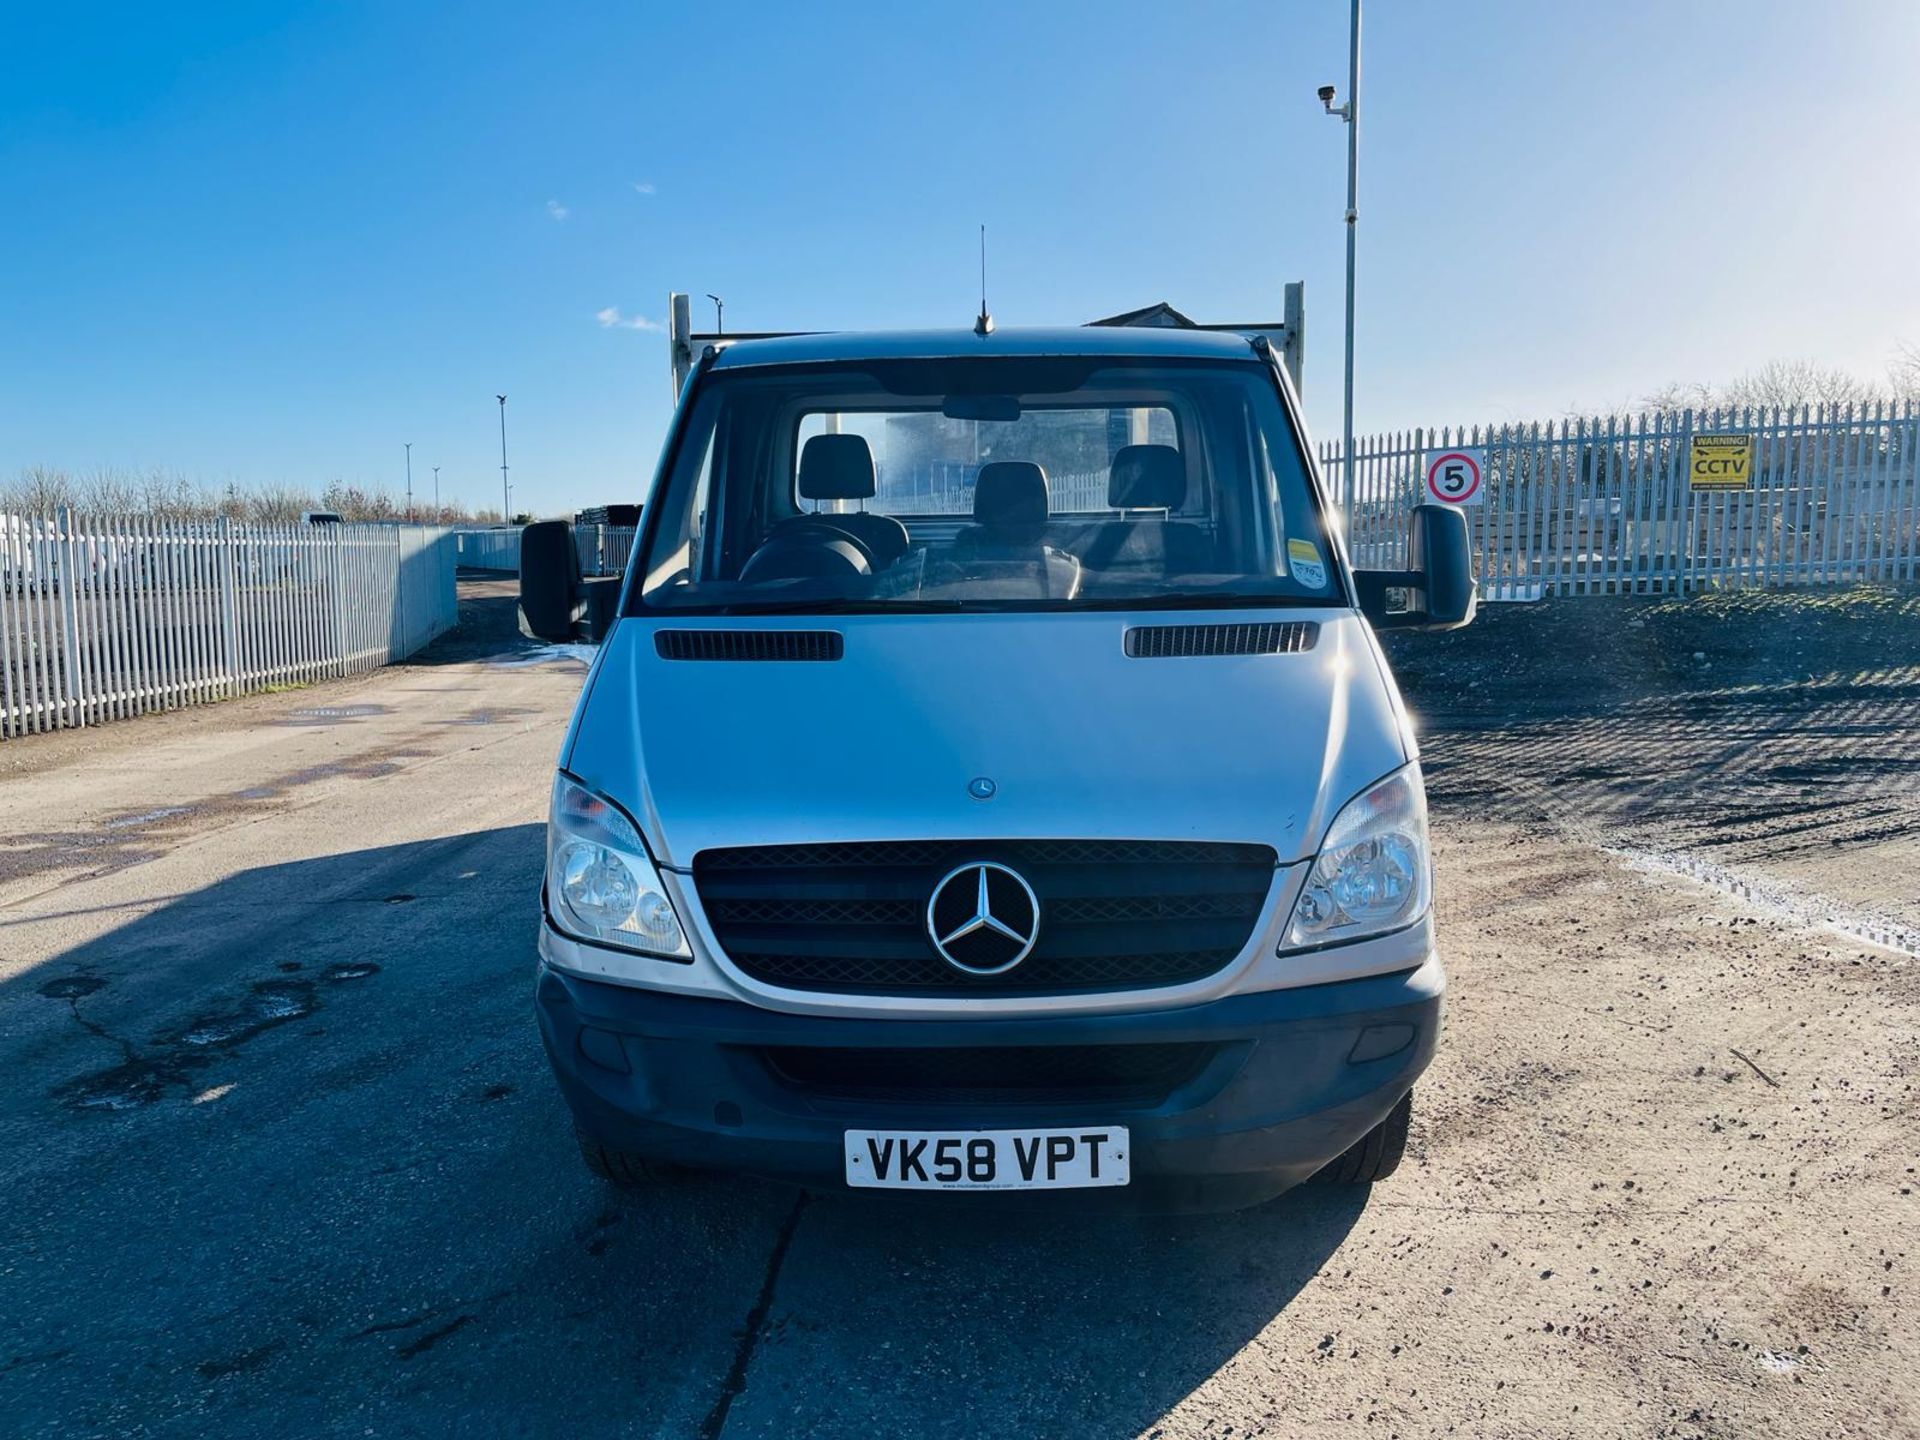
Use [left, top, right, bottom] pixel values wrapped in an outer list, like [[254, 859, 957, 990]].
[[1281, 765, 1431, 952], [545, 773, 691, 958]]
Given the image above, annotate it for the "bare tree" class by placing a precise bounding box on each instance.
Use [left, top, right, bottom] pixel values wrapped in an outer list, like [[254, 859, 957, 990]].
[[1721, 360, 1880, 412], [1637, 379, 1718, 415], [77, 467, 145, 515], [1641, 359, 1892, 417], [1891, 341, 1920, 404], [3, 465, 491, 524], [5, 465, 78, 512], [247, 484, 313, 523]]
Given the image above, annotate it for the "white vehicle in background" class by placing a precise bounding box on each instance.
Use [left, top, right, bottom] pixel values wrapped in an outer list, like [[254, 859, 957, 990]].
[[0, 513, 38, 580], [1, 513, 136, 582]]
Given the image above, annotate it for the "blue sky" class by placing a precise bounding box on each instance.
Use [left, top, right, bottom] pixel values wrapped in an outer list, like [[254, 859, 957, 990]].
[[3, 1, 1917, 517]]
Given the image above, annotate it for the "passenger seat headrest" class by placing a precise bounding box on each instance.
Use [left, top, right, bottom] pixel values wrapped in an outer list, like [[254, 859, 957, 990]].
[[1109, 444, 1186, 509], [799, 434, 877, 501], [972, 461, 1050, 530]]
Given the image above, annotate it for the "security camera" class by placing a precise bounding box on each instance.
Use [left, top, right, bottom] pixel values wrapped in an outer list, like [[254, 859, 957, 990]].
[[1317, 85, 1336, 106]]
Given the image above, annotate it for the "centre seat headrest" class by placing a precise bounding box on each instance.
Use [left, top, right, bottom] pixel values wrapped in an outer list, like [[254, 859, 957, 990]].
[[1109, 444, 1186, 509], [972, 461, 1050, 529]]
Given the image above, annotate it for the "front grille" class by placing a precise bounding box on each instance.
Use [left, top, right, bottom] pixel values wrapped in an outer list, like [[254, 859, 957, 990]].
[[654, 629, 844, 661], [1124, 622, 1318, 658], [759, 1043, 1217, 1107], [693, 839, 1276, 996]]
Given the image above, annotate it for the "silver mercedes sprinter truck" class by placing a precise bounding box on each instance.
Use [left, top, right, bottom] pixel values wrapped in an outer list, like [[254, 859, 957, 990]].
[[530, 325, 1474, 1210]]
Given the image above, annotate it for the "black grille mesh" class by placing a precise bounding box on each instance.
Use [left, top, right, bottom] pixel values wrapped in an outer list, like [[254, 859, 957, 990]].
[[694, 838, 1276, 996], [654, 629, 844, 661], [1124, 622, 1318, 658], [759, 1043, 1217, 1107]]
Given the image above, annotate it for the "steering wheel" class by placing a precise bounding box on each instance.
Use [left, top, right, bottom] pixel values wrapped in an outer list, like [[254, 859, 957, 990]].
[[739, 529, 873, 584]]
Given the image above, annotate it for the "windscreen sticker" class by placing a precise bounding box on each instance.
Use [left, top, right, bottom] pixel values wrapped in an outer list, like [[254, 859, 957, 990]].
[[1287, 538, 1327, 589]]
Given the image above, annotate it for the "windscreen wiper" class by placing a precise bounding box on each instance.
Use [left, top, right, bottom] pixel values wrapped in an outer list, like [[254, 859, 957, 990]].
[[1074, 589, 1341, 611], [699, 596, 970, 616]]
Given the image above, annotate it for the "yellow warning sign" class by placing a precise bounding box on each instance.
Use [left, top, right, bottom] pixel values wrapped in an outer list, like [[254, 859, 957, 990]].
[[1689, 434, 1753, 491]]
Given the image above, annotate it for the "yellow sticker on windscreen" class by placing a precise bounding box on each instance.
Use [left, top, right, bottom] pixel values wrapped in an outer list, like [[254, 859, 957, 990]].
[[1287, 538, 1327, 590]]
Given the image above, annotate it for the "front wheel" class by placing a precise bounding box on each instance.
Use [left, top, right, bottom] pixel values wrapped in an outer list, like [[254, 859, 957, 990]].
[[574, 1123, 684, 1189], [1318, 1090, 1412, 1185]]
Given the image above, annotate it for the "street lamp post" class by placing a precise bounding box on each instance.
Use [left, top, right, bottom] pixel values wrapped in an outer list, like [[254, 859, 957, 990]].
[[496, 395, 511, 521], [706, 293, 725, 335], [404, 442, 413, 521], [1320, 0, 1362, 512], [432, 465, 440, 518]]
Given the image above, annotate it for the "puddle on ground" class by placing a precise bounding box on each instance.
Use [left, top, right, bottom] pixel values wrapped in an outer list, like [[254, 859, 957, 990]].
[[280, 704, 389, 725], [322, 962, 380, 982], [438, 705, 542, 727], [39, 975, 107, 1000], [102, 806, 192, 830], [178, 980, 317, 1047], [63, 1056, 194, 1111], [50, 957, 390, 1113], [56, 976, 326, 1112], [487, 644, 595, 669]]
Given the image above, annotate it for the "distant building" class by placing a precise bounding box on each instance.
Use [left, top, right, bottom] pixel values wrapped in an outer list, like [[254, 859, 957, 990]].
[[1085, 301, 1200, 329]]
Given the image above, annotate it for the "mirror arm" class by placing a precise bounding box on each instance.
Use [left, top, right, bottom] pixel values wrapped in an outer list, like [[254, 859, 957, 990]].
[[1352, 568, 1419, 608]]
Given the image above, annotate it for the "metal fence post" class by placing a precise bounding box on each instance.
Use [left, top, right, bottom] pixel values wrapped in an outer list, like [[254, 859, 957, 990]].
[[55, 507, 83, 727], [394, 527, 410, 661], [217, 516, 240, 696], [331, 528, 349, 673]]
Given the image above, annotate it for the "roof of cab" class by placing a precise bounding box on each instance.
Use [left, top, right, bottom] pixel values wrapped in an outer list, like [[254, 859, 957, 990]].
[[706, 325, 1263, 370]]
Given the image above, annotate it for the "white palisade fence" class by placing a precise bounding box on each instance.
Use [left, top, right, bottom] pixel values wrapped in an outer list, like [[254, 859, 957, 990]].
[[573, 525, 638, 578], [455, 527, 523, 572], [454, 524, 637, 578], [0, 516, 458, 739], [1322, 402, 1920, 598]]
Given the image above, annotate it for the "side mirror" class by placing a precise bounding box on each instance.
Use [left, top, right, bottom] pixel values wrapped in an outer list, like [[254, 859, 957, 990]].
[[519, 520, 625, 644], [518, 520, 584, 642], [1353, 504, 1477, 631]]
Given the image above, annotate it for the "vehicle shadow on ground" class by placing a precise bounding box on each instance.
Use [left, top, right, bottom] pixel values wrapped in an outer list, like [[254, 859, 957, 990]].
[[1, 826, 1365, 1437], [708, 1180, 1370, 1437]]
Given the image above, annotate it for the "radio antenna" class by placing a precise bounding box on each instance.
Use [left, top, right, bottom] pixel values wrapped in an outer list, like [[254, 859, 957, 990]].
[[974, 224, 994, 336]]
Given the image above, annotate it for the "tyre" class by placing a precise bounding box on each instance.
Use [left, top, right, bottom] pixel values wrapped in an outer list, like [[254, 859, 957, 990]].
[[574, 1123, 681, 1189], [1319, 1090, 1412, 1185]]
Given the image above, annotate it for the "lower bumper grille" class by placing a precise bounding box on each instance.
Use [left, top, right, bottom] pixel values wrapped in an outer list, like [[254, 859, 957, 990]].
[[758, 1043, 1218, 1108], [693, 839, 1277, 996]]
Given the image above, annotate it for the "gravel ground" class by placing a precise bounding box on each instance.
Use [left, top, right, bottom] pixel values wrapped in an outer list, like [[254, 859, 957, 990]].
[[0, 582, 1914, 1438], [1384, 585, 1920, 936]]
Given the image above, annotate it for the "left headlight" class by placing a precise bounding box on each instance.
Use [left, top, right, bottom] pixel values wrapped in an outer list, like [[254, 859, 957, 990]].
[[1281, 765, 1431, 952], [545, 773, 691, 958]]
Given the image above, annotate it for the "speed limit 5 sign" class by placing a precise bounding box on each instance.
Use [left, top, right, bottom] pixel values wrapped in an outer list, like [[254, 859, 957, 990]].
[[1425, 448, 1485, 506]]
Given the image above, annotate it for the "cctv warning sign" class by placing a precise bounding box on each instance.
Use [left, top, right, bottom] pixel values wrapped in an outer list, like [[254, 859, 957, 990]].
[[1688, 434, 1753, 491]]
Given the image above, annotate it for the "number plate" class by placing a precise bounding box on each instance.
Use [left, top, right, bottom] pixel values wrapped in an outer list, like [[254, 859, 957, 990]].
[[844, 1127, 1129, 1191]]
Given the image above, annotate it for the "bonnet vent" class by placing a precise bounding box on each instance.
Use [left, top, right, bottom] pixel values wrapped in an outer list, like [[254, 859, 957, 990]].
[[655, 630, 845, 662], [1123, 622, 1319, 658]]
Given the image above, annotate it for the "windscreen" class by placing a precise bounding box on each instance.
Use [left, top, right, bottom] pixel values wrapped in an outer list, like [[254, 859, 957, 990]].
[[634, 357, 1339, 614]]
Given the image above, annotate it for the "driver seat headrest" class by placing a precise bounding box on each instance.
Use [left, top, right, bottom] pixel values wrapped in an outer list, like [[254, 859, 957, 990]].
[[799, 434, 877, 501], [972, 461, 1050, 530]]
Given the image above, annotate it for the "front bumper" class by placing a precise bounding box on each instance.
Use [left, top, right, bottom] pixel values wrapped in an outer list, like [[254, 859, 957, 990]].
[[537, 946, 1443, 1210]]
